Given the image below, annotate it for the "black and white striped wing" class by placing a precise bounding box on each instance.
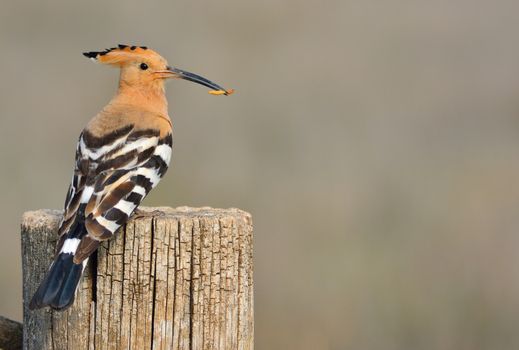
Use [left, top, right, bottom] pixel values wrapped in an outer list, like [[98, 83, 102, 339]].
[[73, 131, 172, 263], [55, 125, 135, 254], [55, 143, 90, 254]]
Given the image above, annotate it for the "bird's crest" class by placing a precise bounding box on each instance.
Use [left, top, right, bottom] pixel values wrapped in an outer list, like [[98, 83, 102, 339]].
[[83, 44, 162, 66]]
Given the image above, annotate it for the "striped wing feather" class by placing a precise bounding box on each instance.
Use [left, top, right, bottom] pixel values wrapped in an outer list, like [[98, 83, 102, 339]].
[[56, 124, 172, 263], [55, 145, 89, 254]]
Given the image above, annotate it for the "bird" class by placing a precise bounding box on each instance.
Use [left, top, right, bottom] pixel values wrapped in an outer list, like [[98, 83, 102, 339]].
[[29, 44, 233, 310]]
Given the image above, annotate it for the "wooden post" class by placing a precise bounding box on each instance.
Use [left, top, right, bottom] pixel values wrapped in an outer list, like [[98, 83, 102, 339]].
[[21, 207, 253, 350], [0, 315, 23, 350]]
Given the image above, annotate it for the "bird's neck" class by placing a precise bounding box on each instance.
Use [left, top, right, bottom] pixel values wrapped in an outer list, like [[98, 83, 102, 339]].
[[111, 80, 169, 116]]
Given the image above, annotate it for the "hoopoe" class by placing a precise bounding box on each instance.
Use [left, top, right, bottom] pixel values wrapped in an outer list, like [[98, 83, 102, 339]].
[[30, 45, 233, 310]]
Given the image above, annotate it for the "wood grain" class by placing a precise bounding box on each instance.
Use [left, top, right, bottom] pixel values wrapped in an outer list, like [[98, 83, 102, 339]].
[[21, 207, 253, 350], [0, 315, 22, 350]]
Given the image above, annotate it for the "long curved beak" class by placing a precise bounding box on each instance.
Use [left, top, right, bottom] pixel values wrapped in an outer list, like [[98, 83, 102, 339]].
[[156, 66, 234, 95]]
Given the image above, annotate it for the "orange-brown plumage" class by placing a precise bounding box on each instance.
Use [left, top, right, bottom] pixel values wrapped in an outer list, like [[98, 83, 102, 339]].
[[85, 45, 173, 138], [30, 44, 233, 310]]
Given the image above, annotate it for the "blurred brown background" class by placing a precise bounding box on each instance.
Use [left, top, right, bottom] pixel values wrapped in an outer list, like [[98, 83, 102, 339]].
[[2, 1, 519, 349]]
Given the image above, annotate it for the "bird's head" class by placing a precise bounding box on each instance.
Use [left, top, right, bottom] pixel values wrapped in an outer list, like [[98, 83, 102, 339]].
[[83, 45, 233, 95]]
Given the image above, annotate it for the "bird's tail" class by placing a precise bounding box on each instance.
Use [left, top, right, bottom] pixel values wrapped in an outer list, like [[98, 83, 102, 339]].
[[29, 224, 88, 311]]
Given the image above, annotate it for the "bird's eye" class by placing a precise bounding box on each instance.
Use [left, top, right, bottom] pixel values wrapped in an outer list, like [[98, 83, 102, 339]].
[[140, 63, 149, 70]]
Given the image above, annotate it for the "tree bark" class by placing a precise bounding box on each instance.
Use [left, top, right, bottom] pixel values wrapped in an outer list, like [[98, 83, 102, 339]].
[[0, 315, 22, 350], [21, 207, 253, 350]]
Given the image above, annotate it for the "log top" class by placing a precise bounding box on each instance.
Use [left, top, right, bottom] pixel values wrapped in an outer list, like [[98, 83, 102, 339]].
[[21, 205, 254, 349], [22, 206, 252, 231]]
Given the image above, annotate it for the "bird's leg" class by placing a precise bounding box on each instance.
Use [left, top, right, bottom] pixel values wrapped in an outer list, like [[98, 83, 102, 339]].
[[132, 208, 166, 218], [132, 208, 147, 218]]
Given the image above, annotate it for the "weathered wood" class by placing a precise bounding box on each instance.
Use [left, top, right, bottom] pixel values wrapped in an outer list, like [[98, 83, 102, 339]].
[[0, 315, 23, 350], [21, 207, 253, 350]]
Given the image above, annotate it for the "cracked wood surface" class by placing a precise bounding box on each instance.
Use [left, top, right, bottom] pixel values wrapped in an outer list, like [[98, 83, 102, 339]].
[[21, 207, 253, 350]]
